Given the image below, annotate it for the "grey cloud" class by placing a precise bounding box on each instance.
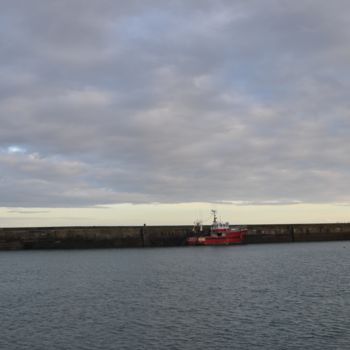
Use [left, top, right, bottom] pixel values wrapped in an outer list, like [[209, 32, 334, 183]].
[[7, 210, 50, 214], [1, 1, 350, 207]]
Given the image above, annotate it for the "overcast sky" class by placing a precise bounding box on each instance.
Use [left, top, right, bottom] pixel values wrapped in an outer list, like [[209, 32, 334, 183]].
[[1, 1, 350, 224]]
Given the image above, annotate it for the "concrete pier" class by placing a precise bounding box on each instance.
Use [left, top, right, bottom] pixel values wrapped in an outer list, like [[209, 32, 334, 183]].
[[0, 223, 350, 250]]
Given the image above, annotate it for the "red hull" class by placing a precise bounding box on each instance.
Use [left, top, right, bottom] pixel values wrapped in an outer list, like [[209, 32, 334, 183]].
[[187, 229, 247, 246]]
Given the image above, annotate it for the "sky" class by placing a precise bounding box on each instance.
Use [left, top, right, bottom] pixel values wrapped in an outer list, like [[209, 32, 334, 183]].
[[1, 0, 350, 226]]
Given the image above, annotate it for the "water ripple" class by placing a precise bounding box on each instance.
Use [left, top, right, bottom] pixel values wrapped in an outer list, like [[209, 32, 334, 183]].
[[0, 242, 349, 349]]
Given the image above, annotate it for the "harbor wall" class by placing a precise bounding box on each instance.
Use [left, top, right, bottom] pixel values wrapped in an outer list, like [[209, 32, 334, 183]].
[[0, 223, 350, 250], [245, 223, 350, 243]]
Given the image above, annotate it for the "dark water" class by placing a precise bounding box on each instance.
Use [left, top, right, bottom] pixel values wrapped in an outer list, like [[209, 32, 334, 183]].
[[1, 242, 349, 350]]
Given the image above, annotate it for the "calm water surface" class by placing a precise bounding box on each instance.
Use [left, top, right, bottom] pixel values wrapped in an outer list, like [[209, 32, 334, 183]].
[[1, 242, 349, 350]]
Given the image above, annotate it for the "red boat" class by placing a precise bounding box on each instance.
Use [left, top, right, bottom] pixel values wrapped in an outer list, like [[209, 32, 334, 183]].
[[187, 210, 247, 246]]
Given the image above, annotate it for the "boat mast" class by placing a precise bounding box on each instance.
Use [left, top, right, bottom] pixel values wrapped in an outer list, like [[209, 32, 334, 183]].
[[211, 210, 217, 224]]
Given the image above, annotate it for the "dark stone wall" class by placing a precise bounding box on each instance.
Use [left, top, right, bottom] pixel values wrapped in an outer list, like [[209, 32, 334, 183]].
[[142, 225, 192, 247], [245, 223, 350, 244], [245, 225, 294, 244], [0, 226, 144, 250], [0, 223, 350, 250]]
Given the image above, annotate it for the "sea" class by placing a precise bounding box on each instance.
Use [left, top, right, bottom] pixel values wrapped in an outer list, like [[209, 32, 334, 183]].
[[1, 241, 349, 350]]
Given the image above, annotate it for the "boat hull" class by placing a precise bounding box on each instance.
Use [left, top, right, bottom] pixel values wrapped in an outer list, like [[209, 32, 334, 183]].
[[187, 230, 247, 246]]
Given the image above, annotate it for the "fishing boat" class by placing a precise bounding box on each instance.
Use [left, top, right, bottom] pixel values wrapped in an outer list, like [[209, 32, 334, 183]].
[[187, 210, 247, 246]]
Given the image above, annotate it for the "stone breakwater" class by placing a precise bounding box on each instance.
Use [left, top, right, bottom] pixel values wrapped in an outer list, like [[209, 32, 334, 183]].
[[0, 223, 350, 250]]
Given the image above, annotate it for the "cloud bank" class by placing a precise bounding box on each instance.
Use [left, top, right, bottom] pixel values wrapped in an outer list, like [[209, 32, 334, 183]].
[[1, 0, 350, 207]]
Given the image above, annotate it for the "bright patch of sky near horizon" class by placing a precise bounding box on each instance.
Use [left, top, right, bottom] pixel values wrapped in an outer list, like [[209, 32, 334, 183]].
[[1, 0, 350, 225]]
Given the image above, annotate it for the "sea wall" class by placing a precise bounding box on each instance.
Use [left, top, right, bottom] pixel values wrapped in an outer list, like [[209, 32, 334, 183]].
[[0, 225, 192, 250], [0, 223, 350, 250], [246, 223, 350, 243]]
